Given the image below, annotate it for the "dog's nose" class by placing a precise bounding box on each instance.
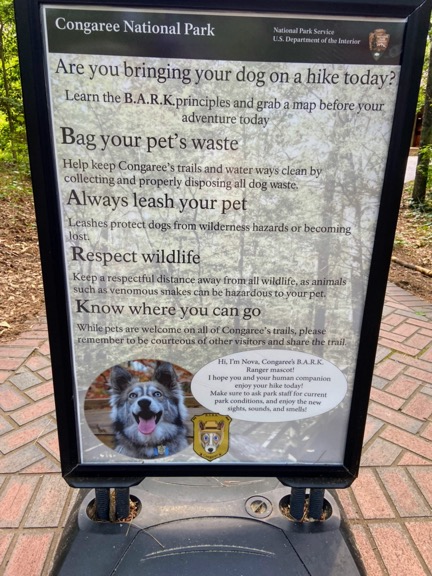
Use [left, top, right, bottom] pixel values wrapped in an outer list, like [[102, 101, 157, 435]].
[[138, 399, 151, 409]]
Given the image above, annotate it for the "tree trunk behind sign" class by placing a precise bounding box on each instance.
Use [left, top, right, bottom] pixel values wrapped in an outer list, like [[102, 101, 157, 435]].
[[412, 38, 432, 205]]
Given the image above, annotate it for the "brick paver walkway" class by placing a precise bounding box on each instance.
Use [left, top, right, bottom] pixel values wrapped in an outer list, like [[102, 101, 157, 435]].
[[337, 284, 432, 575], [0, 316, 78, 575], [0, 282, 431, 575]]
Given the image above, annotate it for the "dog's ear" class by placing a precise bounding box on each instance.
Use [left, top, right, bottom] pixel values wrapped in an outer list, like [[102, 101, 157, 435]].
[[217, 421, 225, 430], [153, 362, 177, 389], [110, 365, 132, 393]]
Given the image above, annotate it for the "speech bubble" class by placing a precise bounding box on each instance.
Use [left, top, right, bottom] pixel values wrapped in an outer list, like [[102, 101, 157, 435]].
[[191, 349, 347, 422]]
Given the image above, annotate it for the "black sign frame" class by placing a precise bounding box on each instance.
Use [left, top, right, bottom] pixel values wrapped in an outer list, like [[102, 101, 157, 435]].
[[14, 0, 431, 488]]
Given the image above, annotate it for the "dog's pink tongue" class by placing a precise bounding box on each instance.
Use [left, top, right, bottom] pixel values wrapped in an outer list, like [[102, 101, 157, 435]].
[[138, 417, 156, 435]]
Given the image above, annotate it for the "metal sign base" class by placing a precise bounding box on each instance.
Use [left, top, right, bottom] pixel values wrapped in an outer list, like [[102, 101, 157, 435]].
[[52, 477, 362, 576]]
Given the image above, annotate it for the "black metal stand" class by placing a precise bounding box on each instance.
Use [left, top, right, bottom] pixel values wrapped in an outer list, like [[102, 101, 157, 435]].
[[52, 477, 362, 576]]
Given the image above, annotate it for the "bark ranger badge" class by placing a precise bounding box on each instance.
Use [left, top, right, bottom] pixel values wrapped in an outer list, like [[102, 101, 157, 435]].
[[192, 414, 232, 461], [369, 29, 390, 61]]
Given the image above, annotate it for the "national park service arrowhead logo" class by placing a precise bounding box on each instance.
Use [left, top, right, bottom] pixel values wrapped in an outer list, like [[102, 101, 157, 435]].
[[192, 413, 232, 461], [369, 29, 390, 61]]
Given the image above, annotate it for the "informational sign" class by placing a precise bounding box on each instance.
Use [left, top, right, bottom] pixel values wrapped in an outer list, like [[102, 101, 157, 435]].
[[15, 0, 430, 486]]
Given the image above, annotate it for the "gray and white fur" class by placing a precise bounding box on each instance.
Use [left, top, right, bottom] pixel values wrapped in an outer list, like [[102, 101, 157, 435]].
[[109, 362, 188, 459]]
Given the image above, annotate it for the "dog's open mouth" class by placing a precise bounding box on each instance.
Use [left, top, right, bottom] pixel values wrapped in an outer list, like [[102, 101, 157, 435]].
[[134, 412, 162, 435]]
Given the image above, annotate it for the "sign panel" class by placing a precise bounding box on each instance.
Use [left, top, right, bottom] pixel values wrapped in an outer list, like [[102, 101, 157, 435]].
[[15, 0, 430, 486]]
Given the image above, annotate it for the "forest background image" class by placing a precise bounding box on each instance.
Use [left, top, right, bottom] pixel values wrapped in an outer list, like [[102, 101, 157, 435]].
[[0, 2, 430, 342]]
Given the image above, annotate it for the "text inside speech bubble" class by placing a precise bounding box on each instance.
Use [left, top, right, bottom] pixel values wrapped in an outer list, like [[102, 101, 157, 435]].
[[191, 349, 348, 422]]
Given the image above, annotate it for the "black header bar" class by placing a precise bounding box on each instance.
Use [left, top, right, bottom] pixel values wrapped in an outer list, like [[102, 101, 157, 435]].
[[45, 7, 405, 64]]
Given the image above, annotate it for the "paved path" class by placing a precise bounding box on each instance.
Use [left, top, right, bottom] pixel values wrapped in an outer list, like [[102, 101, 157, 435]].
[[1, 156, 431, 575], [0, 317, 78, 575], [0, 283, 431, 575], [338, 284, 432, 575], [405, 154, 418, 182]]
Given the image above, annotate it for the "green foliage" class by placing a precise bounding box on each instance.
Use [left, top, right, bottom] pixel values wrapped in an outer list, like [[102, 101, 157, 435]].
[[395, 184, 432, 253], [0, 166, 32, 201], [0, 0, 29, 172], [414, 143, 432, 184], [393, 235, 407, 247], [412, 21, 432, 205], [417, 33, 431, 113]]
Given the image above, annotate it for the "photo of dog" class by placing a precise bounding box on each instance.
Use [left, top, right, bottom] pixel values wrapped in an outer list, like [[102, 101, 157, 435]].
[[109, 361, 189, 459]]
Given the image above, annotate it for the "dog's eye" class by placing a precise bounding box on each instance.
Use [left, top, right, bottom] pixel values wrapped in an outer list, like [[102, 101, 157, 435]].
[[203, 434, 209, 442], [153, 391, 163, 397], [128, 392, 138, 399], [212, 435, 219, 444]]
